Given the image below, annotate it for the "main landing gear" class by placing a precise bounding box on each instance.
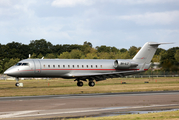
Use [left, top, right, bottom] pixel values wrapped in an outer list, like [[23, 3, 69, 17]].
[[76, 79, 95, 87], [77, 81, 83, 87], [88, 81, 95, 87]]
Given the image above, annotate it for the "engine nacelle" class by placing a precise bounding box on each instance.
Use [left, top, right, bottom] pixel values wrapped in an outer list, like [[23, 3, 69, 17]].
[[113, 60, 138, 69]]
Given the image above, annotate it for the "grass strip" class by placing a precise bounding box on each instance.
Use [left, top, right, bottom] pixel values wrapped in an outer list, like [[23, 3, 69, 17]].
[[67, 110, 179, 120], [0, 77, 179, 97]]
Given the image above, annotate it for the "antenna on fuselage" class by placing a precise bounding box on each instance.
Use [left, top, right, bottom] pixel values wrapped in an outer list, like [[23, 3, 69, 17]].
[[41, 57, 44, 59], [29, 54, 31, 58]]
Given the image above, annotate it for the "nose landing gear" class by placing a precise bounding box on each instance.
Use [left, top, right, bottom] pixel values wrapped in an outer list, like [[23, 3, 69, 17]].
[[15, 77, 23, 87], [15, 82, 20, 87], [15, 77, 19, 87]]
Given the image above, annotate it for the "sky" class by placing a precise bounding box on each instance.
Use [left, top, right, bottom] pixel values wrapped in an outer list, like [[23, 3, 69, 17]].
[[0, 0, 179, 50]]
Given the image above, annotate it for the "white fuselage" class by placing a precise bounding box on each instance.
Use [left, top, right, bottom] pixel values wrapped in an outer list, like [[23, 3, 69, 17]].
[[4, 42, 165, 87], [4, 59, 149, 79]]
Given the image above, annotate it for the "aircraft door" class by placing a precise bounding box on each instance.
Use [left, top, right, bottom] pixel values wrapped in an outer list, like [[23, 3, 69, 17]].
[[33, 60, 41, 73]]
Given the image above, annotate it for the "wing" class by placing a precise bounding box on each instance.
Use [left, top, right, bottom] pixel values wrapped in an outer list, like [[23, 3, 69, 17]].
[[67, 70, 143, 81]]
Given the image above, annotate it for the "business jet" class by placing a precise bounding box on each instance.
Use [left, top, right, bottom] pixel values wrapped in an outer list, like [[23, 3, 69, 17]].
[[4, 42, 167, 87]]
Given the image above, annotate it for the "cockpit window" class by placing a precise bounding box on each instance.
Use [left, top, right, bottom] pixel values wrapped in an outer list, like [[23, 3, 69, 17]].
[[22, 63, 29, 66], [16, 63, 22, 66], [15, 63, 29, 66]]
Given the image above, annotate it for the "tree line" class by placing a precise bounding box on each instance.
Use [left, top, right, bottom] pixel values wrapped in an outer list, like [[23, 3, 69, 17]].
[[0, 39, 179, 73]]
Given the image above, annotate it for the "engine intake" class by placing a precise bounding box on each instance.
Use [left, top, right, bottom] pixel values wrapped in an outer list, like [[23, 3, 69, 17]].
[[114, 60, 138, 69]]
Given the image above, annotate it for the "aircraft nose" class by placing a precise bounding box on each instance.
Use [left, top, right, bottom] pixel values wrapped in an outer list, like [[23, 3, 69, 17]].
[[4, 67, 16, 76], [4, 69, 10, 75]]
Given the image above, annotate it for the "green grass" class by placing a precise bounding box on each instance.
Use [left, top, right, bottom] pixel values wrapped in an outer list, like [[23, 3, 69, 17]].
[[66, 110, 179, 120], [0, 77, 179, 97]]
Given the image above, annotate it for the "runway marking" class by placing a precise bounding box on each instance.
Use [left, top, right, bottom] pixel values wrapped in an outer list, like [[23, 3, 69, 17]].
[[0, 104, 178, 119], [0, 110, 38, 118]]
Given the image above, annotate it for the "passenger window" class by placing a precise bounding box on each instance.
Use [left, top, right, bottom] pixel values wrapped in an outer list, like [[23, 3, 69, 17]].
[[63, 65, 65, 68], [96, 65, 97, 68], [48, 65, 50, 68], [77, 65, 79, 68], [101, 65, 102, 68], [58, 65, 60, 68], [73, 65, 74, 68], [82, 65, 84, 68], [53, 65, 55, 68], [91, 65, 93, 68], [86, 65, 88, 68], [68, 65, 70, 68], [44, 65, 45, 68]]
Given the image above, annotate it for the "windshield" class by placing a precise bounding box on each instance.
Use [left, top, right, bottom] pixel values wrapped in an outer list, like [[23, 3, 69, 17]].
[[16, 63, 22, 66], [15, 63, 29, 66], [22, 63, 29, 66]]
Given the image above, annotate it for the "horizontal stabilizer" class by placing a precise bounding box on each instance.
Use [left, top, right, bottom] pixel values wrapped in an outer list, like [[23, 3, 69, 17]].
[[149, 42, 173, 46]]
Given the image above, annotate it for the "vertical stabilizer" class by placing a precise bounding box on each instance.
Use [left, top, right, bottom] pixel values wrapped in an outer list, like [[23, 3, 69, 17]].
[[133, 42, 165, 64]]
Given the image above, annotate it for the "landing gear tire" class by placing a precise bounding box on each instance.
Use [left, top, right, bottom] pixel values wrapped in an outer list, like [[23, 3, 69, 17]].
[[15, 77, 19, 87], [88, 82, 95, 87], [15, 83, 19, 87], [77, 81, 83, 87]]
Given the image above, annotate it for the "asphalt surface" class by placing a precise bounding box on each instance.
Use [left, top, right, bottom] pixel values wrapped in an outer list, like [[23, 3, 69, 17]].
[[0, 91, 179, 119]]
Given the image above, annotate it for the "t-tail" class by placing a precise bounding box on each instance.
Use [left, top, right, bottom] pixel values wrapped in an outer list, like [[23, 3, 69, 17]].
[[132, 42, 172, 70]]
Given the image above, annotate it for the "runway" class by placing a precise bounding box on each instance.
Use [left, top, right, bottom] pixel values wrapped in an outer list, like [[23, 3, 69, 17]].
[[0, 91, 179, 119]]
